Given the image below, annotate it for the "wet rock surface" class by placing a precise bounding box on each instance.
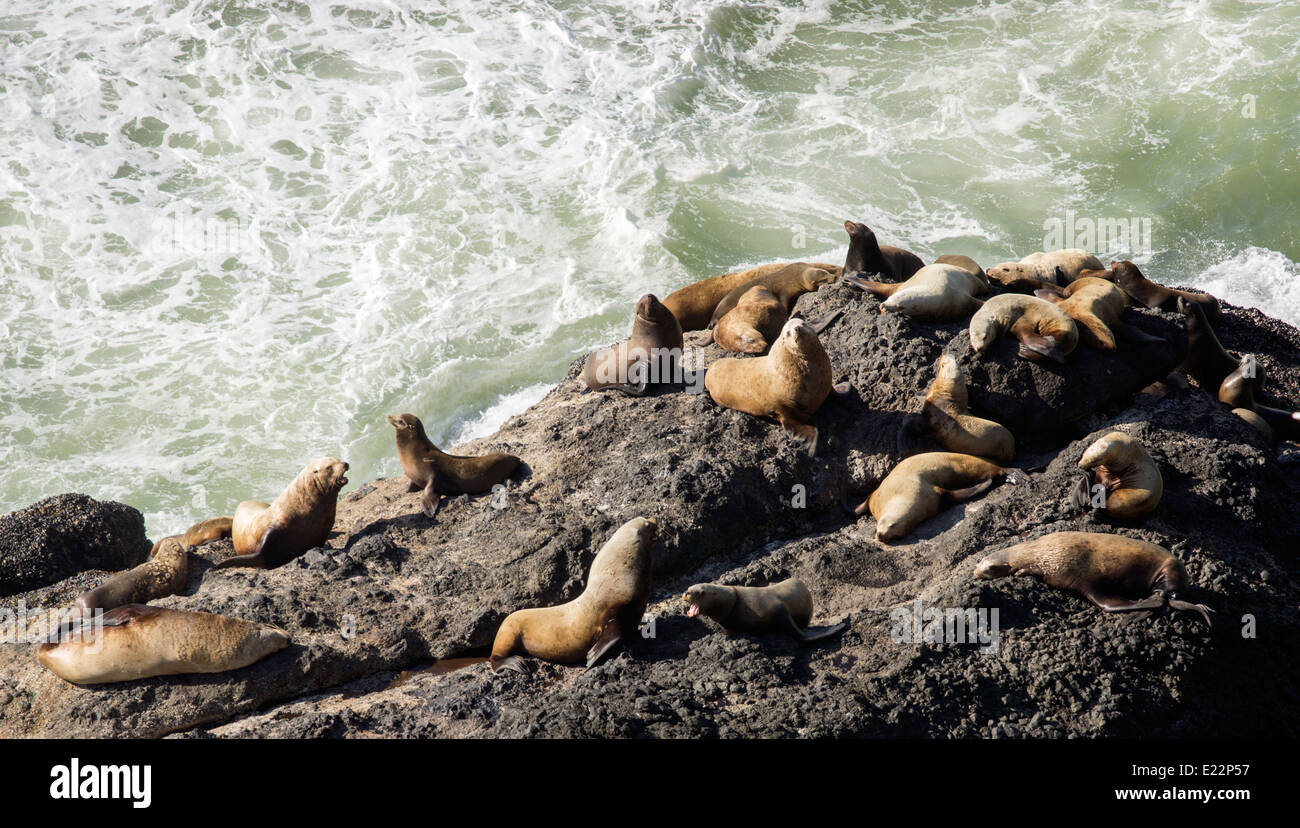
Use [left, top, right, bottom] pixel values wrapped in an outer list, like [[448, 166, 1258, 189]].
[[2, 281, 1297, 738]]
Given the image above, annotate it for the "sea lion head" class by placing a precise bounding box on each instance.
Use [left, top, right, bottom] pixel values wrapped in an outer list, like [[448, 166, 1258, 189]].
[[1110, 260, 1144, 294], [682, 583, 733, 620], [985, 262, 1037, 286], [843, 220, 876, 241], [387, 412, 421, 432], [777, 317, 815, 352], [626, 516, 660, 549], [635, 293, 671, 324], [297, 456, 349, 495], [800, 267, 837, 290], [972, 551, 1014, 579]]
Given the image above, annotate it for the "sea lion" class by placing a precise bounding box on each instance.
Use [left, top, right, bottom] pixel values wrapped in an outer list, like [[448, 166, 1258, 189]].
[[708, 265, 836, 328], [854, 452, 1020, 542], [973, 531, 1211, 625], [198, 456, 349, 569], [842, 220, 924, 280], [37, 604, 290, 685], [1072, 431, 1163, 520], [712, 286, 787, 354], [682, 578, 846, 643], [387, 413, 520, 518], [489, 517, 658, 672], [1033, 276, 1131, 351], [1180, 297, 1262, 395], [987, 249, 1104, 288], [847, 263, 987, 322], [583, 293, 685, 394], [75, 537, 190, 613], [1217, 356, 1300, 441], [663, 260, 841, 332], [933, 254, 986, 282], [705, 317, 834, 454], [900, 353, 1015, 463], [1110, 260, 1219, 323], [968, 294, 1079, 363]]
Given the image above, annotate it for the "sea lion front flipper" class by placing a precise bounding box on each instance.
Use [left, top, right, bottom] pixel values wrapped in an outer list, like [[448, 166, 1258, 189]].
[[100, 604, 163, 627], [1033, 289, 1063, 304], [1071, 474, 1093, 511], [778, 417, 818, 457], [944, 479, 996, 503], [843, 274, 895, 296], [832, 381, 852, 397], [1168, 599, 1214, 627], [1017, 334, 1066, 364], [491, 655, 534, 675], [407, 481, 422, 493], [215, 524, 291, 569], [585, 618, 625, 668], [807, 308, 843, 335], [420, 472, 443, 518]]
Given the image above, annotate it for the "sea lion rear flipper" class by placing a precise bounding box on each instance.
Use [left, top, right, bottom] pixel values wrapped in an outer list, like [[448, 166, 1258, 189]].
[[585, 618, 625, 668], [420, 473, 443, 518], [782, 609, 848, 644], [807, 308, 843, 335], [100, 604, 163, 627], [944, 479, 996, 503]]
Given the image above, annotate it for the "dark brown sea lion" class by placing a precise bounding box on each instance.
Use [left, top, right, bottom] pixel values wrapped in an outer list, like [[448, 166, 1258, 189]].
[[1218, 355, 1300, 441], [1111, 260, 1219, 323], [968, 294, 1079, 363], [842, 220, 924, 279], [387, 413, 520, 518], [708, 264, 836, 328], [583, 293, 685, 394], [663, 260, 841, 332], [37, 604, 290, 685], [855, 452, 1021, 542], [973, 531, 1211, 625], [705, 317, 835, 454], [1180, 297, 1263, 394], [1072, 431, 1163, 519], [490, 517, 658, 673], [192, 457, 349, 569], [76, 537, 190, 612], [682, 578, 846, 643]]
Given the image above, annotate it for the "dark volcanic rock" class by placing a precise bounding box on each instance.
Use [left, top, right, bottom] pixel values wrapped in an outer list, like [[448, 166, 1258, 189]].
[[0, 494, 150, 597], [1, 284, 1296, 739]]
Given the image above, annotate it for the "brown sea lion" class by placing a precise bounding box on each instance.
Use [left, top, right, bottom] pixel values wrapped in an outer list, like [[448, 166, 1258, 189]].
[[76, 537, 190, 612], [1218, 356, 1300, 441], [387, 413, 520, 518], [705, 317, 834, 455], [1180, 297, 1263, 395], [968, 294, 1079, 363], [842, 220, 924, 280], [987, 249, 1104, 288], [708, 265, 837, 328], [1033, 276, 1134, 350], [900, 353, 1014, 463], [195, 457, 349, 569], [933, 254, 987, 282], [1111, 260, 1219, 323], [663, 260, 841, 332], [583, 293, 685, 394], [682, 578, 846, 643], [490, 517, 658, 672], [712, 285, 787, 354], [854, 452, 1021, 542], [1072, 431, 1163, 519], [848, 263, 987, 322], [973, 531, 1211, 625], [37, 604, 290, 685]]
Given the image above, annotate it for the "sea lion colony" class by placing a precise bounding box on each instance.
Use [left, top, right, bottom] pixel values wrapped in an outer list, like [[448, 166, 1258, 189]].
[[32, 221, 1286, 686]]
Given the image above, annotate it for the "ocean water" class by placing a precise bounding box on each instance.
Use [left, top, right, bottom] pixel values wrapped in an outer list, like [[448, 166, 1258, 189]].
[[1, 0, 1297, 538]]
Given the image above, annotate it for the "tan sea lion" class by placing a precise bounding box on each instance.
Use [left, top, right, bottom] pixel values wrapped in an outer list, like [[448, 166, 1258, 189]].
[[705, 316, 834, 455], [76, 537, 190, 612], [708, 265, 837, 328], [933, 254, 986, 282], [848, 263, 987, 322], [842, 220, 924, 280], [489, 517, 658, 672], [854, 452, 1021, 542], [968, 294, 1079, 363], [1111, 260, 1219, 323], [196, 457, 349, 569], [387, 413, 520, 518], [987, 249, 1104, 287], [37, 604, 290, 685], [1033, 276, 1130, 350], [682, 578, 846, 643], [583, 293, 685, 394], [1072, 431, 1163, 519], [663, 260, 841, 332], [712, 285, 787, 354], [1218, 356, 1300, 441], [900, 353, 1014, 463], [973, 531, 1211, 625]]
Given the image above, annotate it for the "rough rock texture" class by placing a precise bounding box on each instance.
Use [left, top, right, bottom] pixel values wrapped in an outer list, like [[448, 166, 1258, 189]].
[[0, 494, 150, 597], [1, 281, 1297, 739]]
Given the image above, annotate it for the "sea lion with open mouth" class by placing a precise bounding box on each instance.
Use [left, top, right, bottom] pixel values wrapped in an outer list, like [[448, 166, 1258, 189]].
[[683, 578, 846, 643]]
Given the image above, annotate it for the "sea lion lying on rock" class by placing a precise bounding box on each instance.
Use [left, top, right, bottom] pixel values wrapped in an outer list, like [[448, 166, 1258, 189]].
[[682, 578, 847, 643]]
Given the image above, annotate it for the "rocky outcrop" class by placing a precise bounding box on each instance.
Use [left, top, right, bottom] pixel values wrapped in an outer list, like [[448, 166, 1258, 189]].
[[2, 281, 1297, 739], [0, 494, 150, 597]]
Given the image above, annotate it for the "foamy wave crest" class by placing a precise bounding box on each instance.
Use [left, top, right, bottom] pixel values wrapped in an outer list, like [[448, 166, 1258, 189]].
[[1192, 248, 1300, 328]]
